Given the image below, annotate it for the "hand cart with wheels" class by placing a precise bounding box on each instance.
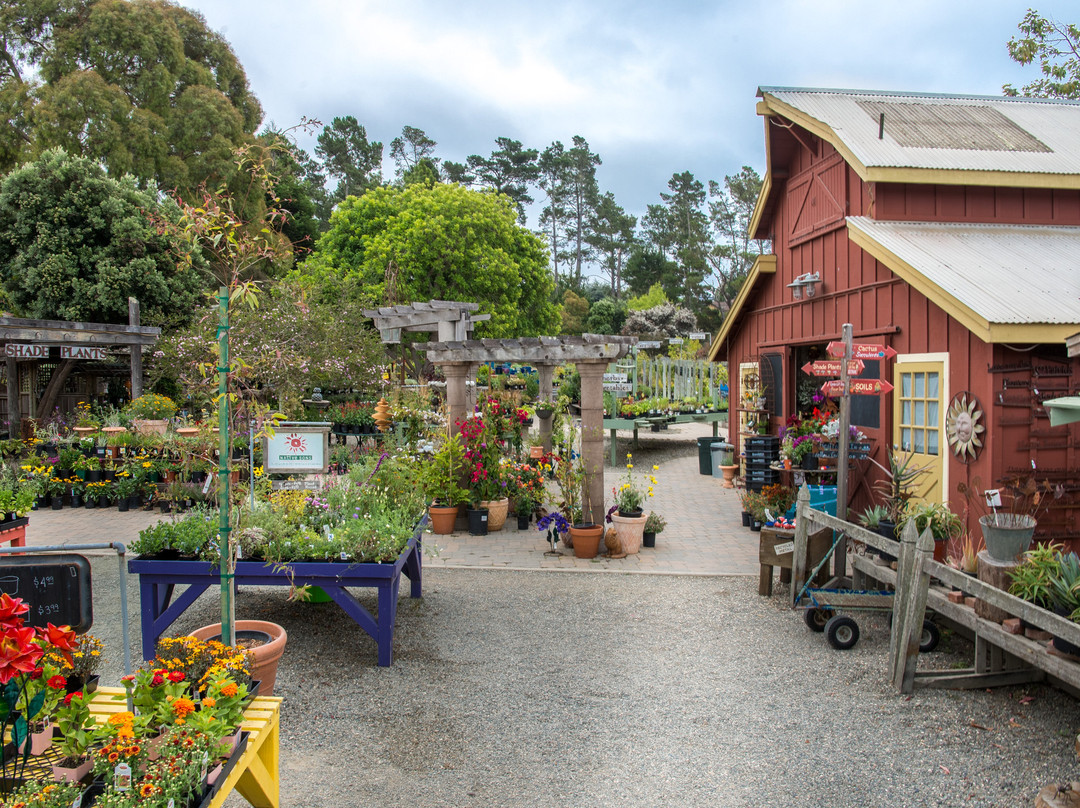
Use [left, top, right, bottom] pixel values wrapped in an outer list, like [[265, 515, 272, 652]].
[[795, 529, 939, 652]]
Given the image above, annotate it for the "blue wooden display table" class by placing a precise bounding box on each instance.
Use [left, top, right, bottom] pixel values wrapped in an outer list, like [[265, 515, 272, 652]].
[[128, 526, 423, 667]]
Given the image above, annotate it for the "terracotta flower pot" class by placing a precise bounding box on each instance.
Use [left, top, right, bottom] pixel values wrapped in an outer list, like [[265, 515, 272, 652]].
[[51, 757, 92, 782], [479, 498, 509, 531], [428, 504, 459, 535], [132, 419, 169, 436], [190, 620, 287, 696], [611, 512, 647, 555], [569, 523, 603, 559]]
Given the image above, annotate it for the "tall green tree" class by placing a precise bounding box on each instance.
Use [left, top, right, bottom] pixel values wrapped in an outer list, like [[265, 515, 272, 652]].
[[0, 0, 263, 194], [459, 137, 540, 223], [659, 170, 710, 309], [538, 141, 571, 288], [389, 125, 438, 179], [299, 183, 558, 337], [707, 166, 765, 310], [314, 115, 383, 201], [585, 192, 636, 298], [624, 248, 680, 299], [562, 136, 601, 288], [0, 148, 203, 324], [1004, 10, 1080, 98]]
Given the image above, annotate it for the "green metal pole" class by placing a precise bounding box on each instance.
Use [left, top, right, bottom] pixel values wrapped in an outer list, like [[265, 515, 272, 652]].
[[217, 286, 235, 646]]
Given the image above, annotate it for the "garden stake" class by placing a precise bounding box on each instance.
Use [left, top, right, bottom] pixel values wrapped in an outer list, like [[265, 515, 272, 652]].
[[217, 285, 235, 646]]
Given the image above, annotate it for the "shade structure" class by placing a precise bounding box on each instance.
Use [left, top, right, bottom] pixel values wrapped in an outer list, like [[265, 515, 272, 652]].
[[1043, 397, 1080, 427]]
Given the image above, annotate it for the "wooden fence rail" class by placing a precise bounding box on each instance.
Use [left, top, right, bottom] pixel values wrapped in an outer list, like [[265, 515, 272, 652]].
[[792, 485, 1080, 695]]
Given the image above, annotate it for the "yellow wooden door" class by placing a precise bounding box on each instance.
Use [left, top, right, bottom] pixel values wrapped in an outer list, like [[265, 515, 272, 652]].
[[893, 360, 945, 503]]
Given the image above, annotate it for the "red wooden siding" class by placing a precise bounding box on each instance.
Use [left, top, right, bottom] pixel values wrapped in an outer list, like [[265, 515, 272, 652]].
[[726, 117, 1080, 549], [876, 183, 1080, 225]]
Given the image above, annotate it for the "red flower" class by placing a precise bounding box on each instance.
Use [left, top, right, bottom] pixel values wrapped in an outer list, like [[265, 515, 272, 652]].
[[40, 623, 77, 666], [0, 626, 44, 684], [0, 593, 28, 632], [47, 674, 67, 689], [29, 668, 43, 680], [150, 673, 164, 687], [167, 671, 185, 683]]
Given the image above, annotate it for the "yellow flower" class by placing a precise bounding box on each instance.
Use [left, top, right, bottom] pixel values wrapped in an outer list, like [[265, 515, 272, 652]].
[[626, 453, 632, 459], [652, 465, 659, 471], [254, 466, 264, 478], [627, 463, 633, 469]]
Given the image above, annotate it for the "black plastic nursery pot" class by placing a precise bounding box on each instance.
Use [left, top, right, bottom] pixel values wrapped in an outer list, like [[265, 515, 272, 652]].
[[467, 507, 489, 536]]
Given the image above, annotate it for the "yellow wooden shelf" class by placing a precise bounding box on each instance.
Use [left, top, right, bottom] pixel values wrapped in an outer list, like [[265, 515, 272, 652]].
[[91, 686, 281, 808]]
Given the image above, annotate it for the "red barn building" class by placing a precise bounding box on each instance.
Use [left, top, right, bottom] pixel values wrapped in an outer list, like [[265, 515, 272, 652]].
[[708, 87, 1080, 548]]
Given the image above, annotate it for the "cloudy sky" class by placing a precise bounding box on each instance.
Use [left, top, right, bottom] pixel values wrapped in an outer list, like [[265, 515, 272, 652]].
[[184, 0, 1076, 222]]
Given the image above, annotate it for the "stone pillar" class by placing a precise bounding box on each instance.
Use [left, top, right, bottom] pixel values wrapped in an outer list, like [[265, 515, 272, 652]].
[[443, 362, 470, 436], [129, 297, 143, 400], [578, 363, 606, 526], [466, 363, 481, 413], [536, 363, 554, 453]]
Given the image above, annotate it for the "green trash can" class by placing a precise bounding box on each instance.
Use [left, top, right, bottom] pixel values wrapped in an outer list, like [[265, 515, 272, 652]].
[[697, 437, 715, 475]]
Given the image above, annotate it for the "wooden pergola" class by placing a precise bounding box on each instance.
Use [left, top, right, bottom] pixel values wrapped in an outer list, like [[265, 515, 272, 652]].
[[417, 334, 637, 526], [0, 299, 161, 426]]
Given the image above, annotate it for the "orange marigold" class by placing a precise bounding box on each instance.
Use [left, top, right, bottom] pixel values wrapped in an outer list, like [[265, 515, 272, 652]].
[[201, 697, 217, 708], [220, 682, 238, 698], [171, 696, 196, 719], [109, 711, 135, 727]]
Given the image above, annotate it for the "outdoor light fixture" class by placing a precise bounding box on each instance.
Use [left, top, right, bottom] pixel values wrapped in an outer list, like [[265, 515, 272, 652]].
[[786, 276, 806, 300], [803, 271, 822, 298]]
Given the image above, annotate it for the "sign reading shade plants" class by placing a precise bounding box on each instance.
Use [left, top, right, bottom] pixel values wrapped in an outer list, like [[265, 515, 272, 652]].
[[263, 423, 331, 474]]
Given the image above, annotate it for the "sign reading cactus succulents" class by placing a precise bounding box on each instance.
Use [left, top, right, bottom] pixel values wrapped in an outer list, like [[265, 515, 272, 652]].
[[263, 423, 331, 474]]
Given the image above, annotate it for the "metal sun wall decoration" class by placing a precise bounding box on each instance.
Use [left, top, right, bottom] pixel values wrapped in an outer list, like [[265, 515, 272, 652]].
[[946, 392, 984, 462]]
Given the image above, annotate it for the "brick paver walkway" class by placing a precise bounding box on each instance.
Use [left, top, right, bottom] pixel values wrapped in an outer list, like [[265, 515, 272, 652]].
[[20, 421, 758, 577]]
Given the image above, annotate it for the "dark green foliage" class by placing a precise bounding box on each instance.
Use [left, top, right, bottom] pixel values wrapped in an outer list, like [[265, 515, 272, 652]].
[[0, 148, 203, 323], [0, 0, 263, 194], [586, 297, 626, 335]]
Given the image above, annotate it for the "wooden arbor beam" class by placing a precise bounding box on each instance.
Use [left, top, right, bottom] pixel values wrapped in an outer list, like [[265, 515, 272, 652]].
[[419, 334, 637, 527], [0, 317, 161, 346]]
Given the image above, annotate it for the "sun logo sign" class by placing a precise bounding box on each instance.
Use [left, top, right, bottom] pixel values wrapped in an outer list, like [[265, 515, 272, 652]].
[[285, 434, 308, 453]]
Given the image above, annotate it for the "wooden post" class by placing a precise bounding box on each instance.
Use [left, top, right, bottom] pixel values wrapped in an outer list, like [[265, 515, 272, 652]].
[[791, 484, 811, 607], [578, 363, 606, 526], [442, 362, 470, 437], [834, 323, 853, 579], [5, 358, 19, 439], [129, 297, 143, 400], [890, 522, 934, 693], [537, 363, 554, 454]]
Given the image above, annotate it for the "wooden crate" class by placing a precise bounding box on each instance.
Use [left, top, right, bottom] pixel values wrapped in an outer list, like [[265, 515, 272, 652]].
[[759, 526, 833, 596]]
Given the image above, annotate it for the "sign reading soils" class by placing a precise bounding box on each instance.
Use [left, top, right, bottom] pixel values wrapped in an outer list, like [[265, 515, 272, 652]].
[[263, 424, 331, 474]]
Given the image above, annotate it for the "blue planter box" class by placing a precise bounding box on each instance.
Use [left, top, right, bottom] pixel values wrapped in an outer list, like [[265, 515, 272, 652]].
[[128, 522, 424, 667]]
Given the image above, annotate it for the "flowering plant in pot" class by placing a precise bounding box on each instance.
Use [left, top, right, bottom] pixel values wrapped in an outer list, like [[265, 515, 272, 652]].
[[52, 690, 96, 781], [643, 511, 666, 548], [459, 413, 506, 531], [609, 453, 656, 555]]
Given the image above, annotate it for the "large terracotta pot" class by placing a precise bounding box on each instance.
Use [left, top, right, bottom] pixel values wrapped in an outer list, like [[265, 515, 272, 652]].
[[190, 619, 287, 696], [479, 498, 509, 531], [569, 523, 603, 559], [132, 419, 169, 435], [611, 512, 648, 555], [428, 504, 459, 535]]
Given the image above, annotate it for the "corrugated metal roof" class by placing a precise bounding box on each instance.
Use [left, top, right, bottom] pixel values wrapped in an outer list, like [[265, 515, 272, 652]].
[[846, 217, 1080, 325], [761, 88, 1080, 175]]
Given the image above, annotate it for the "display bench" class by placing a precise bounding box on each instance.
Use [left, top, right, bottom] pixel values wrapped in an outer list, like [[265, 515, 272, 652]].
[[91, 685, 282, 808], [603, 411, 727, 464], [0, 517, 27, 549], [129, 526, 424, 667]]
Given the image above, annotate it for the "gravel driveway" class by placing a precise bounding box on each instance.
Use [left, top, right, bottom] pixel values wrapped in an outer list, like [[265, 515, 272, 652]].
[[84, 554, 1078, 808]]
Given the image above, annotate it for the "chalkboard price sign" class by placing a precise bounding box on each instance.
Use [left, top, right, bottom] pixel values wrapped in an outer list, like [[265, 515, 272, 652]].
[[0, 554, 93, 633]]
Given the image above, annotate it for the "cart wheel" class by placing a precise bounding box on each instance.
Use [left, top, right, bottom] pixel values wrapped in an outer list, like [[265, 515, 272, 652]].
[[920, 620, 940, 653], [804, 608, 834, 632], [825, 615, 860, 650]]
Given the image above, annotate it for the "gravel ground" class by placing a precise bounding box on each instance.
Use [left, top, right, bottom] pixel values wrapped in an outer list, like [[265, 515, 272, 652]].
[[85, 555, 1078, 808]]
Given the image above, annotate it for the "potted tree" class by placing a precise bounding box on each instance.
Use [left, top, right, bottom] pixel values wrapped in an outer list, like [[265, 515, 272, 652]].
[[423, 426, 469, 535]]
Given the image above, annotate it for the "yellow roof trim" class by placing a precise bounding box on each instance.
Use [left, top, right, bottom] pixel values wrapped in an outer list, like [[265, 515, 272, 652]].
[[845, 222, 993, 341], [707, 254, 776, 361], [747, 171, 772, 241], [985, 323, 1080, 343], [759, 93, 872, 181], [760, 91, 1080, 191]]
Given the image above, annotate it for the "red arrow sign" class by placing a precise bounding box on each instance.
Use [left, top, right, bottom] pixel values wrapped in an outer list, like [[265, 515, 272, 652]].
[[820, 379, 895, 396], [826, 342, 898, 360], [801, 359, 865, 377]]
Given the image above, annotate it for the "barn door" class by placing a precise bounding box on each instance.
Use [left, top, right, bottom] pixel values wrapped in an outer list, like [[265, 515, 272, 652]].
[[893, 358, 947, 503]]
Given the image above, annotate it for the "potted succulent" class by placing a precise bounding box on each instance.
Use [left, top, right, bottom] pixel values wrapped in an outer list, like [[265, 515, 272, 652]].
[[897, 501, 962, 564]]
